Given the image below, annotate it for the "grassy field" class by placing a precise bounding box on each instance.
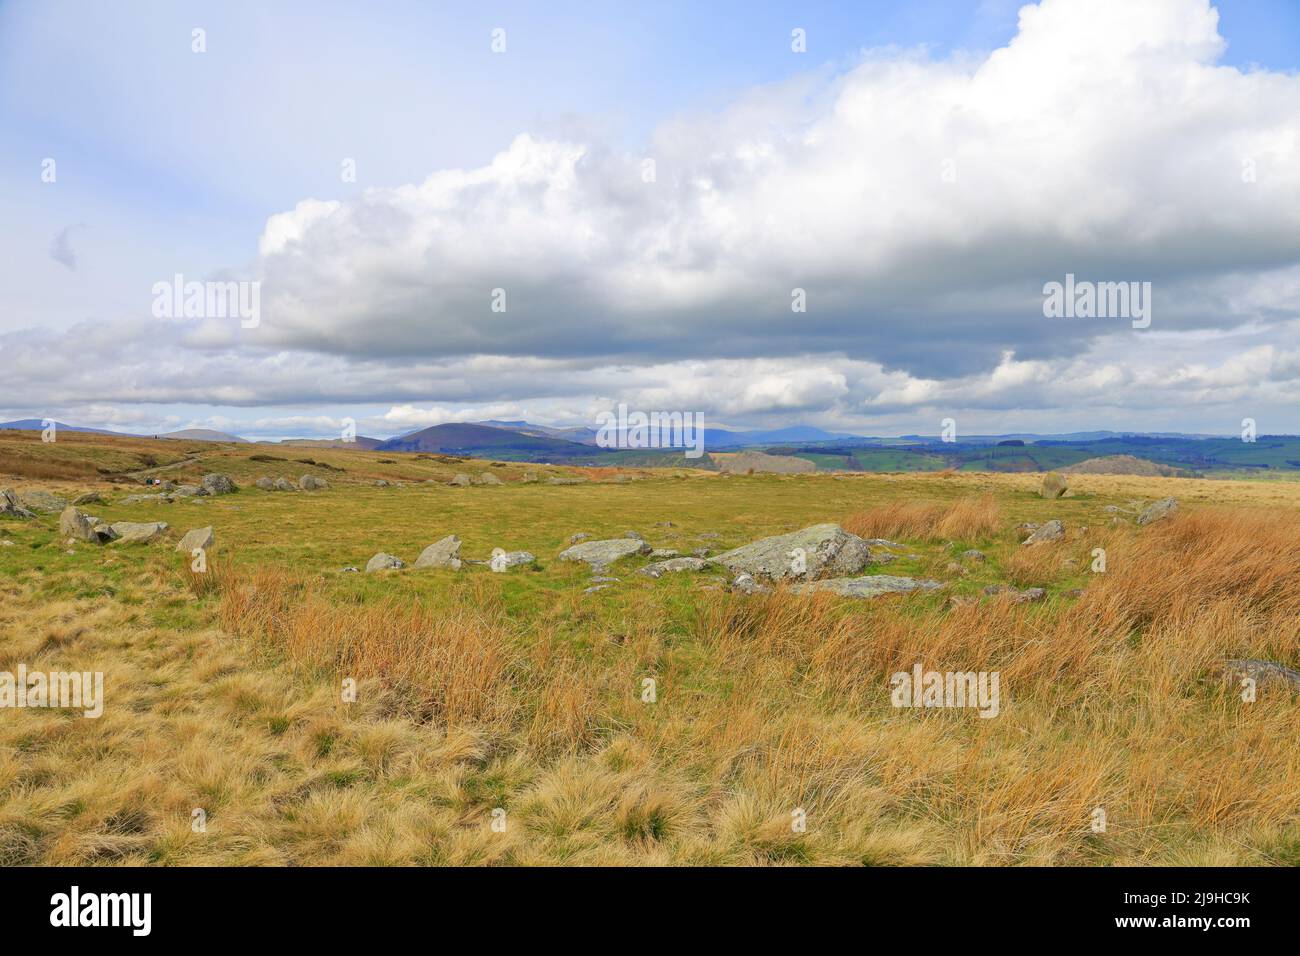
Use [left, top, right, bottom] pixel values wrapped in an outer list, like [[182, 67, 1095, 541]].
[[1, 431, 1298, 865]]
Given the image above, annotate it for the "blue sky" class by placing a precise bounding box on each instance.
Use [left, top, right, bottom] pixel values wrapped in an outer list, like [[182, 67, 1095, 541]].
[[2, 0, 1299, 439]]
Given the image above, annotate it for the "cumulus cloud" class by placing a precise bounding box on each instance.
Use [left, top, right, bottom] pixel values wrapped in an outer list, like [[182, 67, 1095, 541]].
[[4, 0, 1300, 436]]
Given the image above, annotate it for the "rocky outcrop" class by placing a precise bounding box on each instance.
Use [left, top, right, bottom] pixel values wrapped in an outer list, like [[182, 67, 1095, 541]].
[[711, 523, 872, 580]]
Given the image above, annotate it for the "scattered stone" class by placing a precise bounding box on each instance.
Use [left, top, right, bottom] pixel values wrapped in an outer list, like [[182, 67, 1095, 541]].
[[984, 584, 1046, 603], [655, 521, 675, 528], [546, 476, 587, 485], [1039, 472, 1068, 499], [176, 527, 214, 554], [698, 532, 721, 540], [121, 493, 172, 505], [522, 472, 539, 483], [557, 537, 651, 570], [1065, 588, 1085, 598], [712, 523, 872, 581], [623, 530, 645, 541], [489, 549, 534, 571], [373, 479, 390, 487], [19, 490, 67, 513], [59, 507, 105, 544], [1015, 522, 1039, 533], [255, 477, 275, 491], [583, 584, 612, 594], [793, 575, 942, 599], [365, 552, 405, 572], [590, 576, 619, 584], [638, 557, 710, 578], [201, 474, 237, 496], [649, 548, 680, 559], [1022, 520, 1065, 545], [72, 492, 103, 506], [569, 532, 591, 545], [729, 572, 770, 595], [450, 474, 472, 487], [473, 472, 503, 486], [1221, 658, 1300, 691], [340, 566, 360, 573], [0, 489, 36, 519], [691, 548, 711, 558], [274, 477, 295, 492], [299, 475, 329, 491], [960, 549, 986, 562], [414, 535, 462, 570], [1137, 497, 1178, 526], [110, 521, 169, 545], [174, 484, 206, 497]]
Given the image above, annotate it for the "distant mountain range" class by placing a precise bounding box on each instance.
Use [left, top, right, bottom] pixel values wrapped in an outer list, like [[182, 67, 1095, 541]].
[[4, 417, 1295, 476]]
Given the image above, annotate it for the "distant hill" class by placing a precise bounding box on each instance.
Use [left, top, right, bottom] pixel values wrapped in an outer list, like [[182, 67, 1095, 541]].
[[0, 419, 124, 436], [377, 422, 592, 457], [275, 437, 384, 451], [1061, 455, 1189, 477], [159, 429, 248, 443]]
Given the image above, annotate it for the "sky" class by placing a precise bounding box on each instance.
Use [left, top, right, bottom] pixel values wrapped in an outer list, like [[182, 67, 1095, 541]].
[[2, 0, 1299, 441]]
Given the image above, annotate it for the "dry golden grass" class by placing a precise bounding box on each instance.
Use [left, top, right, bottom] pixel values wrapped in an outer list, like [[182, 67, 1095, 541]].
[[2, 466, 1298, 866], [844, 493, 1003, 542]]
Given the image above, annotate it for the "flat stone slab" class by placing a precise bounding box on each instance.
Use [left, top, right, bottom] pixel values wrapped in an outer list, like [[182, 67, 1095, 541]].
[[711, 523, 872, 580], [557, 537, 650, 569], [792, 575, 942, 599], [637, 557, 710, 578]]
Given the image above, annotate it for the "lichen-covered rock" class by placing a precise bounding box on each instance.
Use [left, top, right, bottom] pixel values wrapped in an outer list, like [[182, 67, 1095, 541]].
[[201, 474, 237, 495], [365, 552, 405, 572], [1137, 497, 1178, 525], [1022, 520, 1065, 545], [1039, 473, 1068, 499], [414, 535, 462, 570], [558, 537, 651, 569], [0, 489, 36, 519], [299, 475, 328, 491], [19, 490, 66, 513], [711, 523, 872, 580], [792, 575, 943, 598], [176, 527, 214, 553], [110, 521, 169, 545]]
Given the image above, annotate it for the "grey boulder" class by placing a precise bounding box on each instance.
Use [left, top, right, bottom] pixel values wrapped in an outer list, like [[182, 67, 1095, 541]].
[[414, 535, 462, 570], [711, 523, 872, 581], [110, 521, 169, 545], [299, 475, 329, 491], [1137, 497, 1178, 525], [1022, 520, 1065, 545], [176, 527, 215, 553], [365, 552, 405, 572], [201, 474, 237, 496], [558, 537, 651, 569]]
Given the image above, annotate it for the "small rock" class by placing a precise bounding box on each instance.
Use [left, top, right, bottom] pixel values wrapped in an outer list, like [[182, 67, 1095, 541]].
[[583, 584, 612, 594], [983, 584, 1046, 603], [793, 575, 943, 599], [255, 477, 275, 491], [473, 472, 503, 486], [373, 479, 390, 487], [110, 521, 169, 545], [489, 549, 534, 571], [365, 552, 405, 572], [960, 549, 986, 562], [299, 475, 329, 491], [450, 474, 472, 487], [71, 492, 103, 506], [175, 527, 214, 553], [730, 572, 770, 595], [1221, 658, 1300, 691], [637, 557, 710, 578], [569, 532, 591, 544], [1137, 497, 1178, 525], [649, 548, 680, 559], [340, 566, 360, 573], [274, 477, 295, 492], [624, 531, 645, 541], [1022, 520, 1065, 545]]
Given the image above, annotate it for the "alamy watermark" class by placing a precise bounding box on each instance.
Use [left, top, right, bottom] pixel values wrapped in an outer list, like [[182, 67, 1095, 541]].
[[0, 665, 103, 718], [1042, 274, 1151, 329], [595, 403, 705, 458], [152, 274, 260, 328], [890, 663, 1000, 718]]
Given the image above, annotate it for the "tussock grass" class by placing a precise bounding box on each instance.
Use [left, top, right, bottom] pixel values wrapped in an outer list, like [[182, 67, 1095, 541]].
[[844, 494, 1003, 542], [2, 464, 1298, 865]]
